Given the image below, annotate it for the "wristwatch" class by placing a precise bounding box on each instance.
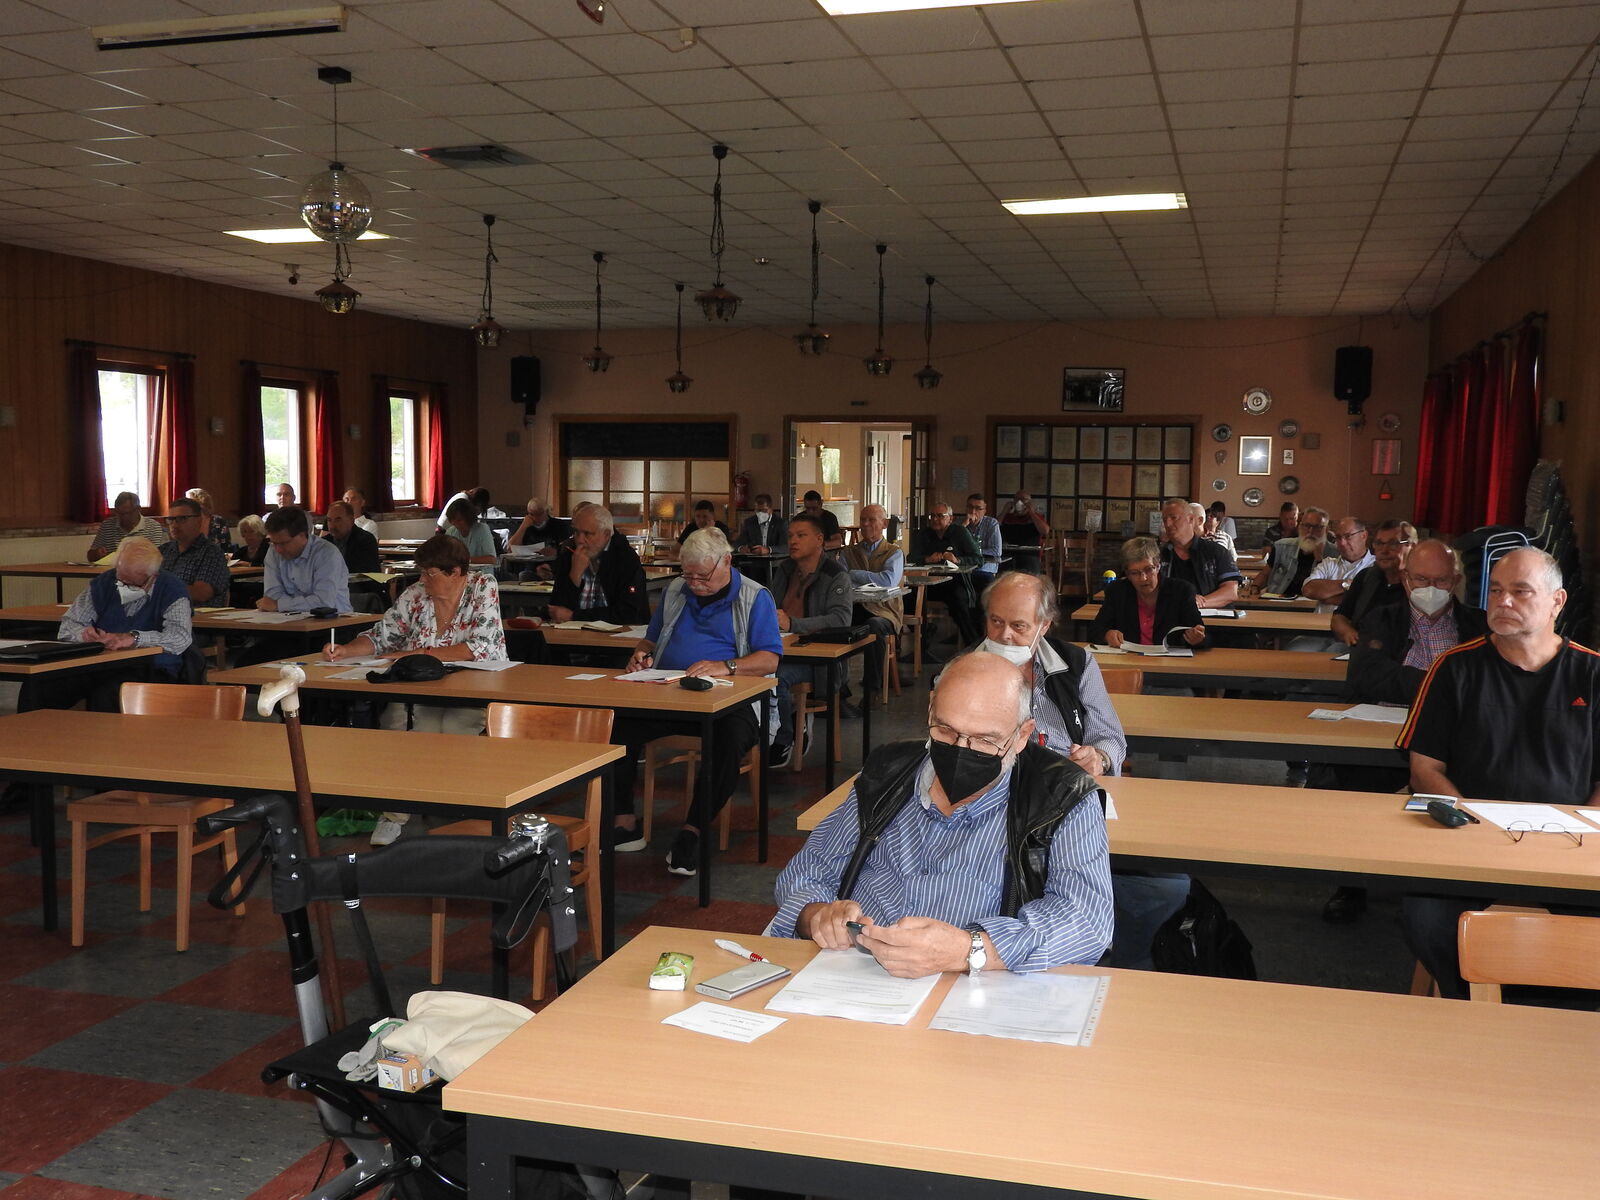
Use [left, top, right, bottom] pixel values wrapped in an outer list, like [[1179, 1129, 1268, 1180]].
[[725, 659, 738, 676], [965, 924, 987, 976]]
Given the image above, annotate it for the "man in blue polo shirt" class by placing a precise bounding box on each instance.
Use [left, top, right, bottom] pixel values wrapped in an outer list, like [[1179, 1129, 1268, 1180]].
[[258, 506, 350, 612], [612, 527, 783, 875]]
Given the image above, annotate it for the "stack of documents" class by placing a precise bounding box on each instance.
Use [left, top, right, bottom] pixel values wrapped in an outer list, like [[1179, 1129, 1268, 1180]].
[[1088, 642, 1193, 658], [765, 949, 939, 1025], [930, 972, 1109, 1046], [1307, 704, 1407, 724], [1461, 802, 1595, 834]]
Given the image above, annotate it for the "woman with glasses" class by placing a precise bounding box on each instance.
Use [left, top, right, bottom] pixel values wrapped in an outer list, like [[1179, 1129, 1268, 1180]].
[[1090, 536, 1207, 650], [323, 534, 506, 842], [233, 515, 269, 566]]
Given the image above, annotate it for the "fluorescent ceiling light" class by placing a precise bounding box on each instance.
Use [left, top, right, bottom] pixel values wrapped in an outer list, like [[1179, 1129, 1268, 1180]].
[[93, 6, 344, 51], [819, 0, 1045, 13], [1002, 193, 1189, 216], [225, 228, 390, 244]]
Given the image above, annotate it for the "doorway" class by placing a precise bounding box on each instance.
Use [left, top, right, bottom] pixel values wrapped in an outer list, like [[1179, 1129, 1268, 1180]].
[[785, 417, 934, 539]]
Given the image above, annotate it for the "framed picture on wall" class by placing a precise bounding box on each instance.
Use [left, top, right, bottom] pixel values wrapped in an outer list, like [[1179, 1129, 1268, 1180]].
[[1051, 426, 1078, 459], [1106, 499, 1132, 531], [1106, 427, 1134, 460], [1239, 436, 1272, 475], [1134, 426, 1162, 459], [1163, 426, 1192, 459], [995, 426, 1022, 458], [1079, 426, 1106, 459], [1078, 463, 1105, 495], [995, 462, 1021, 495], [1162, 464, 1190, 496], [1022, 462, 1049, 495], [1134, 464, 1161, 496], [1022, 426, 1050, 459], [1050, 499, 1076, 531], [1050, 463, 1077, 496], [1105, 463, 1133, 496], [1134, 500, 1161, 535], [1063, 367, 1125, 412]]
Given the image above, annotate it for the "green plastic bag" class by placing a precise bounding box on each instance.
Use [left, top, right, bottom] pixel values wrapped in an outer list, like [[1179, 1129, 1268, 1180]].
[[316, 809, 382, 837]]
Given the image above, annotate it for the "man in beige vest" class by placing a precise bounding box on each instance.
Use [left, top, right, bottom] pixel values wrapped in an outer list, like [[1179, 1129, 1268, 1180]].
[[843, 503, 904, 710]]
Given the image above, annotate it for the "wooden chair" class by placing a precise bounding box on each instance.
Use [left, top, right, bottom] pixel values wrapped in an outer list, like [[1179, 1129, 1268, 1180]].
[[897, 578, 933, 679], [789, 679, 842, 772], [878, 629, 903, 706], [428, 703, 612, 1000], [1055, 531, 1095, 601], [640, 737, 760, 850], [1099, 668, 1144, 696], [68, 682, 248, 951], [1458, 906, 1600, 1002]]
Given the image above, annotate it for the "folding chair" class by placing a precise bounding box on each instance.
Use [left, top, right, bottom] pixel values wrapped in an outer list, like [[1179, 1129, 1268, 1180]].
[[200, 793, 589, 1200]]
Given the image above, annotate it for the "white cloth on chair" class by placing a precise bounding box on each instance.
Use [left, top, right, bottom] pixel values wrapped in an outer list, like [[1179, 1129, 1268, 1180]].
[[382, 990, 534, 1080]]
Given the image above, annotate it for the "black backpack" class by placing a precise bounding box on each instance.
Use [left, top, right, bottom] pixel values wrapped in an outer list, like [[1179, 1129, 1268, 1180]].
[[1151, 879, 1257, 979]]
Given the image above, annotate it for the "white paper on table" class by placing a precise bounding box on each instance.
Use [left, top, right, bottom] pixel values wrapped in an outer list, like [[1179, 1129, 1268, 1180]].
[[566, 672, 607, 681], [929, 972, 1110, 1046], [205, 609, 274, 621], [506, 543, 544, 557], [0, 638, 37, 649], [1198, 608, 1245, 618], [616, 668, 687, 682], [764, 948, 939, 1025], [1332, 651, 1351, 661], [551, 620, 626, 632], [661, 1001, 786, 1043], [1307, 704, 1407, 724], [608, 625, 650, 639], [316, 656, 388, 668], [1574, 808, 1600, 829], [1461, 802, 1595, 835], [327, 666, 377, 680], [455, 658, 517, 671]]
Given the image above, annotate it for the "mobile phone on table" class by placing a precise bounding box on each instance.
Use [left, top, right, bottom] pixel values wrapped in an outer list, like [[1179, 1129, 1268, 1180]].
[[695, 961, 791, 1000]]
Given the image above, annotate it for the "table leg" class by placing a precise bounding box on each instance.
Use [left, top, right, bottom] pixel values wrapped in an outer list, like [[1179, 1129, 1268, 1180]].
[[600, 763, 616, 956], [696, 714, 715, 907], [466, 1117, 519, 1200], [825, 689, 838, 792], [757, 691, 770, 864], [33, 782, 57, 931]]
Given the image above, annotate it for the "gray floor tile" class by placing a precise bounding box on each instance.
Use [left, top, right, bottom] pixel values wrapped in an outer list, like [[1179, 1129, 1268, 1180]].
[[39, 1087, 323, 1200], [27, 1000, 290, 1085], [16, 933, 245, 998]]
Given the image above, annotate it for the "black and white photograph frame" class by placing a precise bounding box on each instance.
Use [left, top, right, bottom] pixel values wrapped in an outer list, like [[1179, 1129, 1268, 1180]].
[[1062, 367, 1126, 412]]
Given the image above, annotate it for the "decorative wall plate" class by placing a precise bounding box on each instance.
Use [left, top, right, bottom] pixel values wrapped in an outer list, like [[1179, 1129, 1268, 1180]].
[[1242, 487, 1264, 507], [1279, 475, 1301, 495], [1213, 449, 1226, 465], [1243, 387, 1272, 415], [1211, 478, 1227, 492], [1379, 412, 1401, 432], [1211, 423, 1232, 442], [1278, 418, 1299, 438]]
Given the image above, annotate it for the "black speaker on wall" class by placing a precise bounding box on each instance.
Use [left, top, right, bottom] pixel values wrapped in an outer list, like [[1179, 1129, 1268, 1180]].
[[511, 355, 541, 416], [1333, 345, 1372, 410]]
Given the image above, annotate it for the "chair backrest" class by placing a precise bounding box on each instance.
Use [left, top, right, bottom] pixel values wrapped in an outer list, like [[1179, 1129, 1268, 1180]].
[[1099, 668, 1144, 696], [1458, 908, 1600, 1002], [1057, 531, 1094, 597], [486, 702, 614, 742], [120, 681, 246, 721]]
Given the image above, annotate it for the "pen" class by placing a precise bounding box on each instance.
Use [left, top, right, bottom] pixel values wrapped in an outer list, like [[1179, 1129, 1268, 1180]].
[[714, 938, 770, 963]]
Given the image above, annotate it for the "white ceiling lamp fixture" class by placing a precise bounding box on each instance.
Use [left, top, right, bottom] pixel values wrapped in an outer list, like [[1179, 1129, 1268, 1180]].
[[666, 283, 693, 394], [818, 0, 1046, 14], [695, 144, 741, 322], [300, 66, 374, 245], [582, 251, 612, 373], [470, 214, 504, 348], [225, 228, 389, 245], [793, 200, 830, 356], [914, 275, 942, 390], [1002, 193, 1189, 217], [863, 243, 893, 378], [92, 5, 345, 51]]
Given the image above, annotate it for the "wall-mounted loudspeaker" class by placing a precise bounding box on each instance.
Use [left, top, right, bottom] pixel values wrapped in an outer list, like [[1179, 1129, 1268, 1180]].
[[1333, 346, 1372, 412], [511, 355, 541, 417]]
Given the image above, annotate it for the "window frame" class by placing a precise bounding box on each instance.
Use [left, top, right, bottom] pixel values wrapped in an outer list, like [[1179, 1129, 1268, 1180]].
[[95, 359, 165, 512], [388, 389, 425, 508], [259, 376, 310, 508]]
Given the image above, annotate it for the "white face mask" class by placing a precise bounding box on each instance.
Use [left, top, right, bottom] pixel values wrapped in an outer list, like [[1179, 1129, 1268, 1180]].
[[982, 637, 1035, 666], [116, 581, 147, 605], [1409, 586, 1451, 617]]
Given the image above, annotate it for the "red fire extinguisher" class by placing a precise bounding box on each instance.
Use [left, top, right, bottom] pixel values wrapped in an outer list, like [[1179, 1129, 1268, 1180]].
[[733, 471, 751, 509]]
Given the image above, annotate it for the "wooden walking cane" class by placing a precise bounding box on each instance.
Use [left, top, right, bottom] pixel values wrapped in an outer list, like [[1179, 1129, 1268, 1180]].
[[258, 664, 346, 1028]]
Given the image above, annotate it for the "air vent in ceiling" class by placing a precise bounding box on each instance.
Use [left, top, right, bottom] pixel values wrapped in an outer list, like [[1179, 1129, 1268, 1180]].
[[405, 144, 535, 168]]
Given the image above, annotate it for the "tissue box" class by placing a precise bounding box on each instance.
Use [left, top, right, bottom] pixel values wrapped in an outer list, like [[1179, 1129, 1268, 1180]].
[[375, 1052, 436, 1093]]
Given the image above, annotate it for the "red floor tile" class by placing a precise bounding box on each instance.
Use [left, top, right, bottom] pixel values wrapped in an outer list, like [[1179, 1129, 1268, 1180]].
[[189, 1024, 317, 1103], [155, 949, 298, 1016], [0, 1177, 166, 1200], [0, 983, 138, 1060], [241, 1142, 344, 1200], [0, 926, 85, 983], [0, 1066, 171, 1175]]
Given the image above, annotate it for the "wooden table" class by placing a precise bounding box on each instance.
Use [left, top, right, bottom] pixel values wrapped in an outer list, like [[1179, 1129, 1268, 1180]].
[[538, 626, 878, 789], [1083, 643, 1347, 692], [210, 660, 777, 907], [447, 926, 1600, 1200], [797, 774, 1600, 906], [1073, 602, 1331, 637], [1113, 693, 1407, 768], [0, 708, 620, 944], [0, 561, 262, 604]]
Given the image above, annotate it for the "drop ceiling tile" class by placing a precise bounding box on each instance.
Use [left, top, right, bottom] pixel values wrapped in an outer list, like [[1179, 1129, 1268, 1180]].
[[1294, 56, 1437, 95], [1293, 90, 1421, 123], [1044, 105, 1167, 137], [1150, 28, 1295, 72], [903, 82, 1038, 117], [1299, 18, 1452, 62], [1060, 130, 1173, 158], [1291, 118, 1411, 147], [835, 9, 1000, 57], [1170, 125, 1286, 152], [1421, 82, 1561, 117], [953, 136, 1064, 165], [1008, 39, 1151, 82], [435, 38, 603, 83], [875, 49, 1020, 90], [562, 106, 694, 138], [700, 19, 857, 63], [1448, 7, 1600, 54], [1169, 98, 1291, 129], [1162, 65, 1293, 104], [927, 111, 1052, 142], [502, 75, 653, 112]]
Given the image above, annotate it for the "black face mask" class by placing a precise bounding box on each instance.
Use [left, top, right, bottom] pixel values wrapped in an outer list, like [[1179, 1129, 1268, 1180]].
[[927, 738, 1007, 805]]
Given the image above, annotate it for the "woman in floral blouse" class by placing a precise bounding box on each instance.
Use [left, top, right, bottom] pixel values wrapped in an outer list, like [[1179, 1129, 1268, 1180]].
[[322, 533, 507, 843]]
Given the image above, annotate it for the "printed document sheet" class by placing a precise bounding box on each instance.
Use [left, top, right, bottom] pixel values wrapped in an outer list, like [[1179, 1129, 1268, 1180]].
[[765, 949, 939, 1025], [930, 972, 1110, 1046]]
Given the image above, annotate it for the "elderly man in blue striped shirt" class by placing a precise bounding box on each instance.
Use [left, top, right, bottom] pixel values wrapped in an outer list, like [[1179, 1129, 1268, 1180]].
[[772, 651, 1112, 977]]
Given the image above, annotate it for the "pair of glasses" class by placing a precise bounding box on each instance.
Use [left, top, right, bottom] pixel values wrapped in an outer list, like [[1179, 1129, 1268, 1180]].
[[681, 569, 719, 585], [928, 719, 1024, 758], [1505, 821, 1584, 847]]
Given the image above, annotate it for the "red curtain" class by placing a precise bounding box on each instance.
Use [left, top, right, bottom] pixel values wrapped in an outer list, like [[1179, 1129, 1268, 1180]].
[[239, 361, 265, 515], [370, 374, 395, 510], [1413, 368, 1450, 530], [1460, 339, 1504, 532], [155, 356, 196, 505], [1487, 322, 1542, 527], [311, 373, 343, 513], [425, 384, 449, 509], [67, 343, 106, 522]]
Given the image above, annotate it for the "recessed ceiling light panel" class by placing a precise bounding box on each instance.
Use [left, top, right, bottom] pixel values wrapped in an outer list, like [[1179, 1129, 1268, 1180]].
[[92, 5, 344, 51], [819, 0, 1044, 13], [225, 228, 390, 244], [1002, 192, 1189, 216]]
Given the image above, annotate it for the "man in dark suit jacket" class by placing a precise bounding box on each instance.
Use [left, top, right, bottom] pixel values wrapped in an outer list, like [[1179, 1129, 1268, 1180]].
[[323, 501, 381, 572], [549, 504, 649, 625], [734, 492, 787, 555], [1090, 536, 1207, 649]]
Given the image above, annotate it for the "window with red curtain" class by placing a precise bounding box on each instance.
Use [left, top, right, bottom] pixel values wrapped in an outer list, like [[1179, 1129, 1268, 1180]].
[[68, 342, 194, 521], [1486, 322, 1542, 527], [368, 374, 395, 510], [1412, 367, 1450, 531], [310, 374, 343, 513], [426, 383, 450, 509], [244, 364, 342, 513]]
